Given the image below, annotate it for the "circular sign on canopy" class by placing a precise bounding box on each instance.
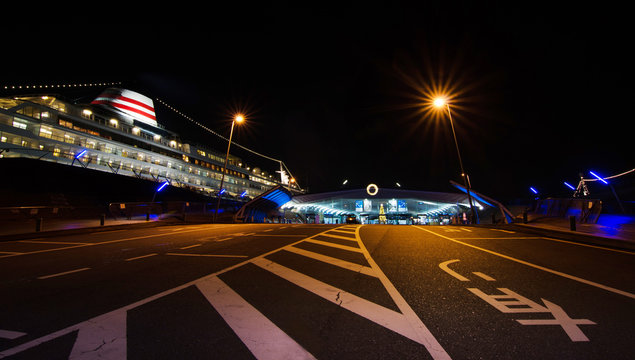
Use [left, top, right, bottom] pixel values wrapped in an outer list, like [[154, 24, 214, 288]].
[[366, 184, 379, 196]]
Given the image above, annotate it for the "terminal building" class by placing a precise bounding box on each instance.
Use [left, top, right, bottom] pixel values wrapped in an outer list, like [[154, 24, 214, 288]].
[[0, 87, 303, 202], [280, 185, 513, 225]]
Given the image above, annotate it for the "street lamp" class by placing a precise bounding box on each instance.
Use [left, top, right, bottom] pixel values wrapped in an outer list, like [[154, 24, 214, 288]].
[[433, 97, 476, 223], [214, 114, 245, 222]]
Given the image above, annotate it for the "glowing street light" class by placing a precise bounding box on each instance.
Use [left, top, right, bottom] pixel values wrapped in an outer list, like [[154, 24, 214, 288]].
[[214, 114, 245, 222], [433, 96, 476, 223]]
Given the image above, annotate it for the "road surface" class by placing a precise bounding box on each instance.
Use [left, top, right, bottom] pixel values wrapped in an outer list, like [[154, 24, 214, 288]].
[[0, 223, 633, 359]]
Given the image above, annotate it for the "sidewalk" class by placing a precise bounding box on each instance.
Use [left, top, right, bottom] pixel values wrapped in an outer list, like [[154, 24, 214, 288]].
[[506, 215, 635, 251], [0, 215, 179, 241]]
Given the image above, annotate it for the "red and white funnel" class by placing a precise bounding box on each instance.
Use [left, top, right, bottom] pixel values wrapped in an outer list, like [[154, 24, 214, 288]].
[[92, 88, 157, 127]]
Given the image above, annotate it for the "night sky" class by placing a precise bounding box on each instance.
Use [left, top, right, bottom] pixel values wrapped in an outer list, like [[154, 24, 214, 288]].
[[4, 4, 633, 203]]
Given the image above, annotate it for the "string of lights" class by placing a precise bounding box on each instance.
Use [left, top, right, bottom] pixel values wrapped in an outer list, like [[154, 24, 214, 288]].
[[2, 80, 301, 189], [155, 98, 301, 190], [3, 82, 122, 90]]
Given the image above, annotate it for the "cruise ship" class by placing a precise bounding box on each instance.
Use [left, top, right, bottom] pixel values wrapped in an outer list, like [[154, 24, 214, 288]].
[[0, 86, 303, 203]]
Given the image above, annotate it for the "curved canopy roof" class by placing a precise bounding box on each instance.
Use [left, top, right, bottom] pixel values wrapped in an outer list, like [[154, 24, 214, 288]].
[[282, 187, 490, 217]]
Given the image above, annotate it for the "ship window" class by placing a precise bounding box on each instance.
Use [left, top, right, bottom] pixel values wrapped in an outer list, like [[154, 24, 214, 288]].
[[39, 126, 53, 138], [12, 120, 28, 129]]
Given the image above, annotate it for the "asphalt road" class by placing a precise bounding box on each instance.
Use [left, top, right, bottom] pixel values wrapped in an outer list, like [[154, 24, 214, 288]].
[[0, 224, 632, 359]]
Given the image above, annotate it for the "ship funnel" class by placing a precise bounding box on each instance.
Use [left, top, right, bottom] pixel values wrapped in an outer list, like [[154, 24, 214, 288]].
[[92, 88, 157, 127]]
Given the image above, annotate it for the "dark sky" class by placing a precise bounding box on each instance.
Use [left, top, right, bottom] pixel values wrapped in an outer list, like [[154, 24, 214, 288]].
[[3, 4, 633, 202]]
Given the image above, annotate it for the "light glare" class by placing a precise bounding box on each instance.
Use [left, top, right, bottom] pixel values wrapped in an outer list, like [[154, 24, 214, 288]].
[[433, 98, 446, 108]]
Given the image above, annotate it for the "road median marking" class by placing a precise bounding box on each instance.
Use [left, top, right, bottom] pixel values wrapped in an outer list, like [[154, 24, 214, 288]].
[[125, 253, 158, 261], [0, 330, 26, 340], [179, 244, 202, 250], [414, 225, 635, 300], [37, 267, 91, 280], [166, 253, 248, 258]]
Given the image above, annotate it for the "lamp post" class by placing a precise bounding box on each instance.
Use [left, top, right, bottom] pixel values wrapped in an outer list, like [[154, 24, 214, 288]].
[[434, 97, 476, 223], [214, 114, 244, 222]]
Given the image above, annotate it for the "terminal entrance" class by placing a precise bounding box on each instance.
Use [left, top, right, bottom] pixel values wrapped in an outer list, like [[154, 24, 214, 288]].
[[285, 188, 485, 225]]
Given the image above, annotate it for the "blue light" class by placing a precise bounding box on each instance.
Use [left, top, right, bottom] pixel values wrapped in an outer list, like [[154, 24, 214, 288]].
[[75, 150, 87, 159], [219, 189, 226, 195], [240, 190, 247, 198], [564, 182, 575, 190], [157, 181, 169, 192], [589, 171, 608, 184], [530, 187, 538, 194]]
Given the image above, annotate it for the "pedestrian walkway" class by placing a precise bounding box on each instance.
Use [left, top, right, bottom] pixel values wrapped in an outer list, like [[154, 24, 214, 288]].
[[0, 215, 174, 241], [509, 214, 635, 251]]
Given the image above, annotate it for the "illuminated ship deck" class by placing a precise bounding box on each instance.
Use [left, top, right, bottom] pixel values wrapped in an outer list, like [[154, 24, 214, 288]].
[[0, 88, 302, 201]]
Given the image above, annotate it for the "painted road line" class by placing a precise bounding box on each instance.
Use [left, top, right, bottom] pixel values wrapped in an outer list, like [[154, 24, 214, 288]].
[[0, 330, 26, 340], [492, 229, 516, 234], [304, 239, 364, 252], [0, 226, 233, 259], [253, 257, 423, 342], [453, 237, 543, 240], [320, 233, 358, 241], [198, 275, 316, 360], [473, 272, 496, 281], [19, 240, 92, 245], [540, 237, 635, 255], [37, 267, 91, 280], [69, 310, 127, 359], [179, 244, 202, 250], [0, 229, 332, 358], [252, 234, 309, 237], [354, 226, 451, 360], [0, 251, 24, 255], [216, 237, 233, 242], [414, 225, 635, 300], [166, 253, 248, 258], [284, 246, 377, 277], [439, 260, 470, 281], [125, 253, 158, 261]]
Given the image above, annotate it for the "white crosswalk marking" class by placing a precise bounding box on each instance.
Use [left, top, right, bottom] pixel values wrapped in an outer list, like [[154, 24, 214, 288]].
[[198, 276, 316, 359], [0, 225, 449, 359]]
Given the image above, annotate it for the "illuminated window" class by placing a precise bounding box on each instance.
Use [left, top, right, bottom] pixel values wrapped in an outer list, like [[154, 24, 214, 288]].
[[39, 127, 53, 138], [59, 119, 73, 129], [109, 119, 119, 127], [132, 127, 140, 135], [12, 120, 27, 129]]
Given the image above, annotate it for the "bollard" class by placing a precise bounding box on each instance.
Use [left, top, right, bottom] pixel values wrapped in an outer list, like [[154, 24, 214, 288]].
[[35, 217, 42, 232], [569, 215, 576, 231], [100, 214, 105, 226]]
